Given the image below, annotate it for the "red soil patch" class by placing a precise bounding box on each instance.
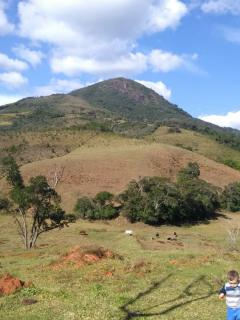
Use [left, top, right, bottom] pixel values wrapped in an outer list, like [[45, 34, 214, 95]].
[[0, 274, 27, 296], [51, 246, 115, 270]]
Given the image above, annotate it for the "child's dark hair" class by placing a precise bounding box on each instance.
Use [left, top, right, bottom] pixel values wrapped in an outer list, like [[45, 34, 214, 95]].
[[228, 270, 239, 281]]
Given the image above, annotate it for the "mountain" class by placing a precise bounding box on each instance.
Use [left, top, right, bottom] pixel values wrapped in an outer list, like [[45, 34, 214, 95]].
[[70, 77, 191, 122], [0, 77, 240, 151], [1, 78, 240, 201]]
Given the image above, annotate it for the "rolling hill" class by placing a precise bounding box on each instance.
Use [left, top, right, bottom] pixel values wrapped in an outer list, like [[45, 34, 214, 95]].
[[15, 141, 240, 212], [1, 77, 240, 211]]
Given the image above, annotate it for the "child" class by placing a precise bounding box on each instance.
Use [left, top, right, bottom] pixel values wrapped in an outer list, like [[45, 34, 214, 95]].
[[219, 270, 240, 320]]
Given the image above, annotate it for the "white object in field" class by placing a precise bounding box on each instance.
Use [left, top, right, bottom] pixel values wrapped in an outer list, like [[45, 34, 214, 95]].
[[125, 230, 133, 236]]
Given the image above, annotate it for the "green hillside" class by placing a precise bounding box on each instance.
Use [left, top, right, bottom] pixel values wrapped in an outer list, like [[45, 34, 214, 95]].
[[0, 77, 240, 158], [70, 77, 191, 122]]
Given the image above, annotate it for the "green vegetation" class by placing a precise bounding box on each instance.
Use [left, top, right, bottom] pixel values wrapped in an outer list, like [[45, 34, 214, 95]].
[[71, 78, 190, 123], [0, 211, 239, 319], [119, 163, 220, 225], [0, 195, 10, 213], [1, 156, 74, 249], [147, 126, 240, 171], [1, 78, 240, 157], [74, 192, 119, 220], [221, 182, 240, 212]]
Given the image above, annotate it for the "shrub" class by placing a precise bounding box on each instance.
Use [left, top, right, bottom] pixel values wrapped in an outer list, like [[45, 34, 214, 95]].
[[74, 192, 119, 220], [120, 163, 220, 225], [74, 197, 96, 220], [95, 191, 114, 206], [221, 182, 240, 212]]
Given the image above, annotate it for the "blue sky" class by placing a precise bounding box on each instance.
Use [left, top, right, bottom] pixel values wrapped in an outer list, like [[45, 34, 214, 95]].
[[1, 0, 240, 129]]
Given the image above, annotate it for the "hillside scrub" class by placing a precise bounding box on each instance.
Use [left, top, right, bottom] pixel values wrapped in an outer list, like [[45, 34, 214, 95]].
[[1, 156, 75, 249]]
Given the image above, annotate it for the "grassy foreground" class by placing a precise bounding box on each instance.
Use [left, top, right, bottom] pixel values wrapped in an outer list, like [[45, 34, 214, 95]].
[[0, 213, 240, 320]]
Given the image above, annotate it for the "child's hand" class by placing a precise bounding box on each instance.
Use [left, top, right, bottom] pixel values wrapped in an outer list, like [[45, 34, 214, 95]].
[[219, 293, 225, 300]]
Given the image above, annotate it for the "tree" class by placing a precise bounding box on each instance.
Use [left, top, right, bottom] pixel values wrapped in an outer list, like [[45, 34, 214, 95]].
[[2, 156, 23, 188], [221, 182, 240, 212], [0, 195, 10, 213], [120, 163, 220, 225], [177, 162, 200, 182], [120, 177, 182, 225], [74, 192, 118, 220], [2, 156, 75, 249], [177, 162, 220, 221]]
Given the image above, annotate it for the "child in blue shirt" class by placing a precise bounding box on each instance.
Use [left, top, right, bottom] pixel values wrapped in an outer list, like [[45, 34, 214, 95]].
[[219, 270, 240, 320]]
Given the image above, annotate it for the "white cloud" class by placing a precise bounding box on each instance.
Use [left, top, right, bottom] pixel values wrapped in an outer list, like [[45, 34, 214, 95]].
[[0, 94, 23, 106], [136, 80, 171, 99], [51, 49, 200, 77], [149, 49, 199, 73], [0, 72, 28, 88], [148, 0, 187, 32], [0, 52, 28, 71], [17, 0, 189, 76], [18, 0, 187, 54], [35, 78, 85, 96], [199, 110, 240, 130], [221, 26, 240, 43], [51, 53, 148, 77], [202, 0, 240, 15], [149, 49, 184, 72], [13, 45, 45, 67], [0, 1, 14, 35]]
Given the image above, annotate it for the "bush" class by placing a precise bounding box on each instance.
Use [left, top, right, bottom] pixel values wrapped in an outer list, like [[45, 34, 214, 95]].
[[74, 197, 96, 220], [0, 196, 10, 213], [221, 182, 240, 212], [74, 192, 119, 220], [120, 163, 220, 225], [95, 191, 114, 206]]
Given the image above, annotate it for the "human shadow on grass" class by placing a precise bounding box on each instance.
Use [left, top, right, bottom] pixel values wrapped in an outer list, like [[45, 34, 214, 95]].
[[120, 274, 217, 319]]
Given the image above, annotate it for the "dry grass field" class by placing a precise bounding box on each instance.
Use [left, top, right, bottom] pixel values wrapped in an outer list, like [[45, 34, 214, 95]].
[[17, 141, 240, 212]]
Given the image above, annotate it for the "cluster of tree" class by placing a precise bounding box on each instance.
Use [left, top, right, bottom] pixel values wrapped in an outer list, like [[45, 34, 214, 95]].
[[0, 156, 75, 249], [2, 157, 240, 249], [74, 191, 119, 220], [119, 162, 220, 225], [74, 162, 240, 226]]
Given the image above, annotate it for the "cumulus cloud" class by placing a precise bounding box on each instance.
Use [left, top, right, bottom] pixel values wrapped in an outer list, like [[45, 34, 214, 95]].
[[148, 0, 187, 31], [150, 49, 183, 72], [199, 110, 240, 130], [13, 45, 45, 67], [0, 1, 14, 35], [0, 72, 28, 88], [18, 0, 187, 54], [51, 53, 148, 77], [202, 0, 240, 15], [136, 80, 171, 100], [34, 78, 85, 96], [0, 94, 23, 106], [0, 52, 28, 71], [149, 50, 202, 74], [17, 0, 190, 76], [51, 49, 199, 77]]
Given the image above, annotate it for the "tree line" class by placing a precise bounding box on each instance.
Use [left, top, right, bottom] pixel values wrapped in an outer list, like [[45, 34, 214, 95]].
[[1, 158, 240, 250]]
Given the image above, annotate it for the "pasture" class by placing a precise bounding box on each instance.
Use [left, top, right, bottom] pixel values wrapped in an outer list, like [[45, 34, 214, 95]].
[[0, 212, 240, 319]]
